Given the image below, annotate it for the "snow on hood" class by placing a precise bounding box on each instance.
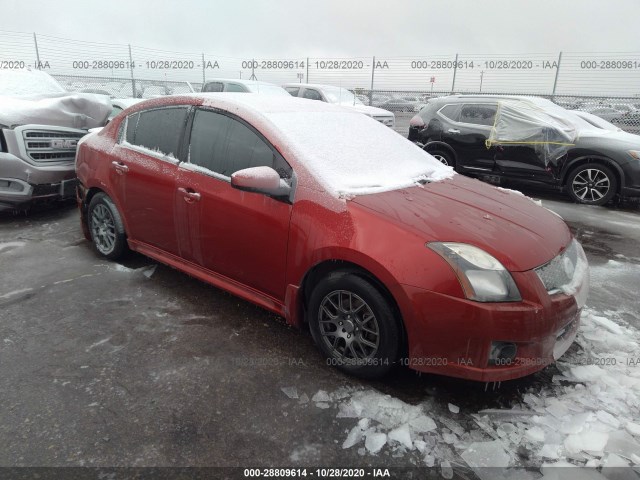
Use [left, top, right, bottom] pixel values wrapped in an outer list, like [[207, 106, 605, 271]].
[[265, 110, 453, 197], [0, 93, 112, 129]]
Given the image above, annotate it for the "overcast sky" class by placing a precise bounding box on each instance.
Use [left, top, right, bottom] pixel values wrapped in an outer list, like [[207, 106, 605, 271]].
[[5, 0, 640, 56]]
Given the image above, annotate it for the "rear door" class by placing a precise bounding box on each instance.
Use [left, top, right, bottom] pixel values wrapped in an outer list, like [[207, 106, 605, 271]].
[[438, 103, 497, 171], [175, 108, 293, 300], [111, 106, 189, 255]]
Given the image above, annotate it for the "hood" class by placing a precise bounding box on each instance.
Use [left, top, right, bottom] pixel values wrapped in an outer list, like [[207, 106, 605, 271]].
[[0, 93, 112, 129], [350, 174, 571, 272], [340, 103, 394, 117], [576, 127, 640, 149]]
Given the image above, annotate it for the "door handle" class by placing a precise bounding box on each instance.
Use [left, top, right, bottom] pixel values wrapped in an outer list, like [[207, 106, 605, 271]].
[[111, 161, 129, 174], [177, 187, 201, 203], [447, 128, 461, 134]]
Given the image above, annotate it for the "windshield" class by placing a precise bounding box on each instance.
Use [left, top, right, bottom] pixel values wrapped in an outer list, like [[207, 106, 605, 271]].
[[322, 87, 363, 105], [0, 70, 66, 96]]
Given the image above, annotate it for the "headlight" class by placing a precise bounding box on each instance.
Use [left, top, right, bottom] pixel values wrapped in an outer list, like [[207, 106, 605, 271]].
[[628, 150, 640, 160], [428, 242, 522, 302]]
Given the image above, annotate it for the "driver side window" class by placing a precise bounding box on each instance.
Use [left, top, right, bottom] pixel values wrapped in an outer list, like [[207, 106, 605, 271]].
[[188, 109, 292, 179]]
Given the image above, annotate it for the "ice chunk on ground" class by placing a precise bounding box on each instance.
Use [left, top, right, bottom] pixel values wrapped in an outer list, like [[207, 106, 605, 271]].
[[624, 422, 640, 436], [440, 460, 453, 479], [545, 400, 570, 419], [343, 426, 363, 449], [448, 403, 460, 413], [364, 432, 387, 454], [423, 453, 435, 467], [388, 424, 413, 449], [409, 414, 437, 433], [142, 264, 157, 278], [539, 444, 561, 459], [315, 402, 330, 409], [525, 426, 545, 443], [590, 315, 624, 335], [414, 440, 427, 453], [559, 412, 593, 435], [312, 390, 331, 402], [281, 387, 298, 399], [601, 453, 634, 480], [442, 432, 457, 444], [596, 411, 621, 429], [604, 430, 640, 461], [298, 393, 309, 404], [564, 431, 609, 455], [461, 440, 511, 468]]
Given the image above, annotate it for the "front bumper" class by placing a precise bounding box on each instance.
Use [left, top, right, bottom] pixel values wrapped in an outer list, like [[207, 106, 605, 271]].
[[400, 266, 589, 382]]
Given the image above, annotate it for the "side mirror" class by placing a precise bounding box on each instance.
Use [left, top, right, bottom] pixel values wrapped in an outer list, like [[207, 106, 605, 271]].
[[231, 166, 291, 197]]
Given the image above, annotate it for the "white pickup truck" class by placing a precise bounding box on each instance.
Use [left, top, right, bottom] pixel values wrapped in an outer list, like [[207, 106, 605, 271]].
[[282, 83, 395, 128]]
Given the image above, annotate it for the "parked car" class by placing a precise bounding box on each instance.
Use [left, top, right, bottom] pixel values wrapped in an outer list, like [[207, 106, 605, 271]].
[[282, 83, 395, 127], [76, 93, 588, 381], [409, 95, 640, 206], [202, 78, 289, 96], [581, 106, 624, 122], [0, 69, 111, 211], [376, 97, 421, 113], [572, 110, 622, 132]]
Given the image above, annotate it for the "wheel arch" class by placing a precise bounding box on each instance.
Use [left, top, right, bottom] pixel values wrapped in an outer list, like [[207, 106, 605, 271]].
[[422, 141, 458, 164], [297, 259, 409, 358], [82, 186, 130, 242], [561, 155, 623, 191]]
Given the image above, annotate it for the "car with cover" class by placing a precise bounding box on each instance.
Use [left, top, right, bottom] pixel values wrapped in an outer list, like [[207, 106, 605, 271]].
[[408, 95, 640, 205], [76, 93, 589, 382]]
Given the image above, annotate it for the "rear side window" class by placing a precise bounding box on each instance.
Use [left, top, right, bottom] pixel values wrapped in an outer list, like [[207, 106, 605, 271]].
[[225, 83, 247, 92], [285, 87, 300, 96], [189, 109, 291, 178], [202, 82, 224, 92], [125, 107, 189, 158], [459, 104, 497, 126]]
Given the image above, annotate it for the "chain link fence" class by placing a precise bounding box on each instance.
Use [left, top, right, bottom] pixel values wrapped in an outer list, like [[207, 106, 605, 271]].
[[2, 30, 640, 137]]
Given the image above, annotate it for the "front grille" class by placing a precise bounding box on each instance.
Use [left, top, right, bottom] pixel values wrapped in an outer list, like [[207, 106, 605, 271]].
[[535, 240, 579, 292], [21, 129, 86, 166]]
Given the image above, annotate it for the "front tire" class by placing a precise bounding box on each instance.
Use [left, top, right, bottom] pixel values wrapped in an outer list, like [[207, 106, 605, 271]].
[[88, 193, 127, 260], [426, 149, 455, 168], [566, 163, 618, 206], [307, 271, 401, 379]]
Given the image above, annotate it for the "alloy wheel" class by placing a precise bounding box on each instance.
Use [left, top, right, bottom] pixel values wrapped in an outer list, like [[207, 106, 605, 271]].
[[90, 204, 117, 255], [571, 168, 610, 203], [318, 290, 380, 361]]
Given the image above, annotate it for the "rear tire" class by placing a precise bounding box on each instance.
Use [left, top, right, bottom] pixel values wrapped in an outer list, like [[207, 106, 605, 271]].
[[88, 193, 127, 260], [566, 163, 617, 206], [307, 271, 401, 379]]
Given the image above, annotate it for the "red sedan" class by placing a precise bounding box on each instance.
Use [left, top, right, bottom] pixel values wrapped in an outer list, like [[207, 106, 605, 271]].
[[75, 93, 589, 381]]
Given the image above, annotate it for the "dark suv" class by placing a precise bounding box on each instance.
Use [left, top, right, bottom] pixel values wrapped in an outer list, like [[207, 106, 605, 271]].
[[408, 95, 640, 205]]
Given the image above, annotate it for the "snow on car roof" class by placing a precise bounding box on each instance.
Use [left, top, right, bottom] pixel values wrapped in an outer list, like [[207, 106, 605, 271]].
[[196, 93, 454, 197]]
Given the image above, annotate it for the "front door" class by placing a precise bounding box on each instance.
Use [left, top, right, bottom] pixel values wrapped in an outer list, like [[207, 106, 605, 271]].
[[175, 108, 293, 301]]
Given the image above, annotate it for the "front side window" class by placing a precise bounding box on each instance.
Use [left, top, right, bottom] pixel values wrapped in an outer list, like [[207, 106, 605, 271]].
[[438, 104, 462, 122], [302, 89, 323, 101], [459, 104, 497, 126], [188, 109, 291, 178], [226, 83, 247, 92], [124, 107, 189, 158]]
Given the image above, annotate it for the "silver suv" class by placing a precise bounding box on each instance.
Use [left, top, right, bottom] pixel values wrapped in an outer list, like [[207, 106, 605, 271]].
[[0, 70, 111, 211]]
